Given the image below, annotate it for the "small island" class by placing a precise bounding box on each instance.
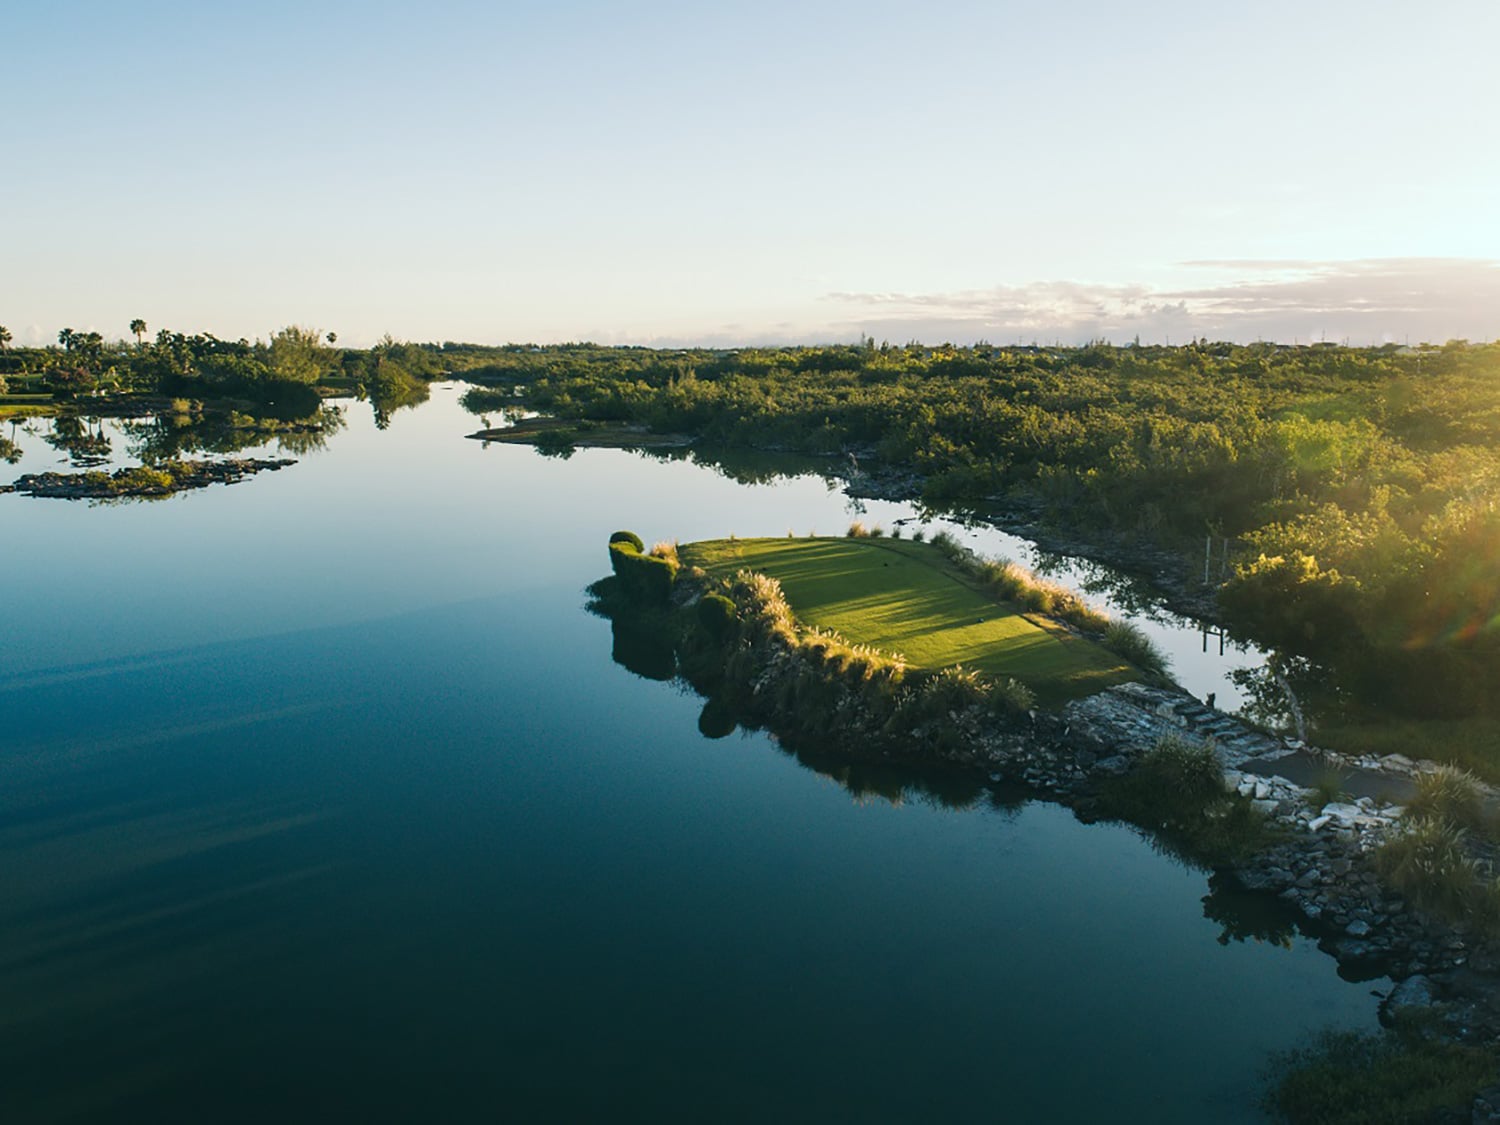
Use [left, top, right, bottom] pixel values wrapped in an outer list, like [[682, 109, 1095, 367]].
[[6, 457, 296, 500]]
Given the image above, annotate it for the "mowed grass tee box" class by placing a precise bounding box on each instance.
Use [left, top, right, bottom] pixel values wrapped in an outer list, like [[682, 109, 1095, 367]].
[[681, 537, 1139, 706]]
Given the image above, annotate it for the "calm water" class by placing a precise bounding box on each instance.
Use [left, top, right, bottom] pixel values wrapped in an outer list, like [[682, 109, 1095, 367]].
[[2, 389, 1373, 1122]]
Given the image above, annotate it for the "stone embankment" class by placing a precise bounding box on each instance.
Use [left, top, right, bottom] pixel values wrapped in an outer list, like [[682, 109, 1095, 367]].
[[1057, 683, 1500, 1046]]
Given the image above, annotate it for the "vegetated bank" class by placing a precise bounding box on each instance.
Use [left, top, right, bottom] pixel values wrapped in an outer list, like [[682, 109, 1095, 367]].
[[4, 457, 295, 500], [0, 323, 459, 496], [456, 339, 1500, 781], [596, 527, 1500, 1123]]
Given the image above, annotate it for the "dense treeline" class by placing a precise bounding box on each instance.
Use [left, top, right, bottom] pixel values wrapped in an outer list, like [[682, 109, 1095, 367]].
[[0, 323, 446, 429], [457, 338, 1500, 729]]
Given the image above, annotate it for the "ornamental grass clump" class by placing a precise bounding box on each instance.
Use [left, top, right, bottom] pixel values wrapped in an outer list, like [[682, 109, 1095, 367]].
[[1101, 734, 1271, 864], [1101, 620, 1171, 677], [988, 676, 1036, 716], [1406, 765, 1488, 836], [893, 666, 990, 727], [729, 569, 797, 646], [933, 534, 1115, 638], [1375, 817, 1485, 924]]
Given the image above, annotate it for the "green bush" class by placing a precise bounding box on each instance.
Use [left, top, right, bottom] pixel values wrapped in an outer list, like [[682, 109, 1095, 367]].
[[609, 529, 645, 552], [1264, 1024, 1499, 1125], [1101, 735, 1271, 863], [989, 677, 1036, 716], [608, 534, 678, 603], [1375, 817, 1483, 923], [1407, 765, 1487, 835], [1134, 735, 1226, 806], [697, 593, 738, 641], [1101, 621, 1171, 676]]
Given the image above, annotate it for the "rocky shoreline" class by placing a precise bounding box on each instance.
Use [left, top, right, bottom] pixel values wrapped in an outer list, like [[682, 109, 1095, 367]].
[[5, 457, 296, 500]]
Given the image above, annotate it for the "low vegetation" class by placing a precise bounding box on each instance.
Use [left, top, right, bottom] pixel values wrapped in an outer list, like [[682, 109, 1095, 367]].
[[0, 320, 444, 432], [1098, 735, 1274, 864], [1371, 766, 1500, 933], [607, 530, 679, 603], [1264, 1021, 1500, 1125]]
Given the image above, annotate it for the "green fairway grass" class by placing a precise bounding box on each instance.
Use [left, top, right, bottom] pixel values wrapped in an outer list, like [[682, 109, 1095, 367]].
[[680, 536, 1139, 704]]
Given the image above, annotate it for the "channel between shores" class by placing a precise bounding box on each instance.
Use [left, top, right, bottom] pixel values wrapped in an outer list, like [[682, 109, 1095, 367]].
[[471, 419, 1222, 622], [596, 535, 1500, 1061]]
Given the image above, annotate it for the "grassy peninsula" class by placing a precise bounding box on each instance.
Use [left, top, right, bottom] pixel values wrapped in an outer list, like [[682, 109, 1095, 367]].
[[681, 535, 1138, 705]]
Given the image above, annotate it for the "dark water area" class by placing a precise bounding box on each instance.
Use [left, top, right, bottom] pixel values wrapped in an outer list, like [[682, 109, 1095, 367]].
[[2, 388, 1377, 1122]]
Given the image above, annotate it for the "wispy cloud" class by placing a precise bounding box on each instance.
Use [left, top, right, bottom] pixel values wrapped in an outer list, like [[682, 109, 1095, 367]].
[[821, 259, 1500, 345]]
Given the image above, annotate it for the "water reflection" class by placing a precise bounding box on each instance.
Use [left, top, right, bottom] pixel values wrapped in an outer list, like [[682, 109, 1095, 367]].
[[1202, 872, 1300, 949], [121, 404, 346, 462], [44, 415, 113, 466]]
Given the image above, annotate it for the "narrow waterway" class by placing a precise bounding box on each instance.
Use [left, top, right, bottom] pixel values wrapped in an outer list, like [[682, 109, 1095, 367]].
[[1, 387, 1371, 1123]]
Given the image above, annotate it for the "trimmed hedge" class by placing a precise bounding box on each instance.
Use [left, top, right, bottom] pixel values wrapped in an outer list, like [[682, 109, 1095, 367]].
[[609, 529, 645, 552], [608, 531, 678, 603]]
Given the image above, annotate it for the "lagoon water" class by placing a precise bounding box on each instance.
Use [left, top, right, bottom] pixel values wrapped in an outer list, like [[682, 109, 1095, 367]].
[[2, 387, 1375, 1122]]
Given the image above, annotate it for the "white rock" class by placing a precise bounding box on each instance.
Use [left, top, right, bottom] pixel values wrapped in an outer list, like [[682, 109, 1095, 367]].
[[1323, 802, 1364, 822], [1309, 814, 1333, 831]]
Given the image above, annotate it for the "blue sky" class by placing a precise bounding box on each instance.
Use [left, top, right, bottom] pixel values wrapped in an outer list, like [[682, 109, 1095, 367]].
[[4, 0, 1497, 346]]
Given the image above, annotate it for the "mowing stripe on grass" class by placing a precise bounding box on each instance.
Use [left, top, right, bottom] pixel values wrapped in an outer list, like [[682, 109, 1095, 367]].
[[680, 536, 1138, 705]]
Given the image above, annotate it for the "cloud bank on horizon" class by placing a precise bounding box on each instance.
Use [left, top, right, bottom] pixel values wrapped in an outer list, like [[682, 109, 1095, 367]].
[[817, 259, 1500, 348]]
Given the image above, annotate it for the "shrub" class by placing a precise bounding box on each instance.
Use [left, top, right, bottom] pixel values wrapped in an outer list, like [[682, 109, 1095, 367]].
[[609, 529, 645, 552], [989, 677, 1036, 716], [930, 529, 962, 558], [1407, 765, 1487, 835], [847, 521, 870, 538], [1100, 735, 1271, 863], [696, 593, 738, 641], [608, 533, 678, 603], [1134, 734, 1226, 807], [1309, 767, 1347, 810], [895, 666, 989, 727], [911, 528, 926, 543], [1264, 1025, 1500, 1125], [1375, 817, 1482, 922], [649, 540, 680, 568], [1101, 621, 1171, 676]]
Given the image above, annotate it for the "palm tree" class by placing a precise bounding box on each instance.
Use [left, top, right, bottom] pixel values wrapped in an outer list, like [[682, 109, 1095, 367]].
[[58, 327, 75, 351], [129, 318, 147, 347], [0, 325, 11, 371]]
